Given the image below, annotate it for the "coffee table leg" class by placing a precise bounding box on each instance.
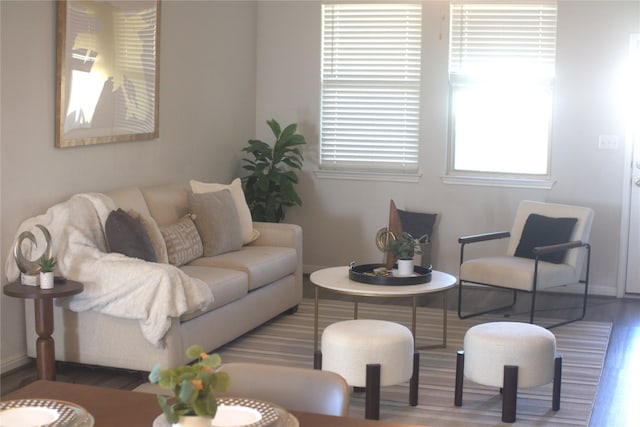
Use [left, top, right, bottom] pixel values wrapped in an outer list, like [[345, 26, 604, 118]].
[[417, 291, 449, 350], [442, 291, 448, 348], [34, 298, 56, 380]]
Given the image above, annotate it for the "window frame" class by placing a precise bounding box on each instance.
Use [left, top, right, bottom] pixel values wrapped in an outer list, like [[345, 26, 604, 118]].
[[444, 1, 558, 188]]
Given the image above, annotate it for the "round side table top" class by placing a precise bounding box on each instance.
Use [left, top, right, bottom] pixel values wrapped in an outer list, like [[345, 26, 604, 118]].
[[4, 279, 84, 299], [310, 266, 456, 297]]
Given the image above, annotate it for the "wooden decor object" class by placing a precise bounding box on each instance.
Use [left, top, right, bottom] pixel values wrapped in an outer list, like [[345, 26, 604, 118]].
[[386, 200, 404, 269]]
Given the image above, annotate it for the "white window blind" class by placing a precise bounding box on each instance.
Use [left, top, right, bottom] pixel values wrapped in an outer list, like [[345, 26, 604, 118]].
[[450, 2, 557, 78], [321, 4, 422, 172], [448, 2, 557, 177]]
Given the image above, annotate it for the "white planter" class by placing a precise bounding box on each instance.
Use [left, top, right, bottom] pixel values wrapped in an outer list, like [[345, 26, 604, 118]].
[[40, 272, 54, 289], [172, 415, 212, 427], [396, 259, 414, 276]]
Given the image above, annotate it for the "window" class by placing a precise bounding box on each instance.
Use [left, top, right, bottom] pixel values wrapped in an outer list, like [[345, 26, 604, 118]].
[[448, 2, 557, 179], [320, 4, 422, 174]]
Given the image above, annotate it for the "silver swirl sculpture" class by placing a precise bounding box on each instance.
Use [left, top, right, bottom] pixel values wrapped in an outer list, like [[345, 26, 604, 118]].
[[12, 224, 53, 275]]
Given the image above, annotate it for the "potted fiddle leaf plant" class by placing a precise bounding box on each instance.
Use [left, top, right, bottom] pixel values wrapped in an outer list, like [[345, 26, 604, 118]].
[[149, 345, 231, 427], [39, 255, 56, 289], [241, 119, 306, 223], [386, 232, 422, 276]]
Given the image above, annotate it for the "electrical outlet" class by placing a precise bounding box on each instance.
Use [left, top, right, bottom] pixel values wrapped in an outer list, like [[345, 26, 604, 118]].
[[598, 135, 619, 150]]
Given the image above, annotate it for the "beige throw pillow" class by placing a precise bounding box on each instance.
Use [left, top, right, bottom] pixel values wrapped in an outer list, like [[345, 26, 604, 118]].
[[190, 178, 260, 245], [160, 216, 204, 266], [189, 190, 243, 256]]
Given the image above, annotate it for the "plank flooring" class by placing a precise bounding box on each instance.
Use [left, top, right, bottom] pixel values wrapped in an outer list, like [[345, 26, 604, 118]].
[[2, 275, 639, 426]]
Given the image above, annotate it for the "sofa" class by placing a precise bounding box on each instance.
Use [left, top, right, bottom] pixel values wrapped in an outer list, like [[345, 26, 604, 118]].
[[17, 179, 302, 372]]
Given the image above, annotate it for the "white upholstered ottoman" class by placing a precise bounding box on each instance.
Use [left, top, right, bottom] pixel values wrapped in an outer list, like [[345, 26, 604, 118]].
[[454, 322, 562, 423], [320, 319, 419, 420]]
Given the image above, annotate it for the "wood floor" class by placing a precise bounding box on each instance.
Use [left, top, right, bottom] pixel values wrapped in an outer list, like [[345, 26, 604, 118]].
[[2, 276, 639, 426]]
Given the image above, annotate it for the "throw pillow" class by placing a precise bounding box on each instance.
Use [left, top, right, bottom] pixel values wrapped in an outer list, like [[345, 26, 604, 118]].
[[160, 215, 204, 266], [514, 213, 578, 264], [127, 209, 169, 264], [105, 208, 157, 262], [190, 178, 260, 245], [189, 190, 243, 257]]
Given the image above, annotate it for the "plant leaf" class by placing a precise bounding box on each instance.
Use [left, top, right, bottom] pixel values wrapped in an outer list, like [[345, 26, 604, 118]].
[[266, 119, 281, 138]]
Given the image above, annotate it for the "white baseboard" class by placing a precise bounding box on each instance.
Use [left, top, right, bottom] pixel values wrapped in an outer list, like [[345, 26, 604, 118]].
[[1, 353, 31, 375]]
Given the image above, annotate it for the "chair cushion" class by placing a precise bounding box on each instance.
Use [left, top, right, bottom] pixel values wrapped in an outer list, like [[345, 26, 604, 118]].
[[461, 256, 578, 291], [464, 322, 556, 388], [105, 208, 157, 262], [514, 214, 577, 264]]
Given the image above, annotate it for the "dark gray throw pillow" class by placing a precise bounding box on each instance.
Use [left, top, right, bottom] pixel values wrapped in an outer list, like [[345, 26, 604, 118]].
[[105, 208, 157, 262], [514, 213, 577, 264]]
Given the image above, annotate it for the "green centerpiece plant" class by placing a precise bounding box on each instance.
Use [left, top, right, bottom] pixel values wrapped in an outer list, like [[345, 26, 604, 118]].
[[386, 232, 423, 260], [149, 345, 231, 425], [241, 119, 306, 223]]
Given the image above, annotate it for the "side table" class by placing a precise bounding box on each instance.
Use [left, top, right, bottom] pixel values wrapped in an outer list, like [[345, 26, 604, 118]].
[[3, 279, 84, 380]]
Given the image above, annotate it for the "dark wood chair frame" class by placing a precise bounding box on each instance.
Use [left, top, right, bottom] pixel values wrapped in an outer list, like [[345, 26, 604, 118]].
[[454, 350, 562, 423], [316, 351, 420, 420], [457, 231, 592, 329]]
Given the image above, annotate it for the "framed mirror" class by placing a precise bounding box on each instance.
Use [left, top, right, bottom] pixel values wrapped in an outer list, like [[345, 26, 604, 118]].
[[56, 0, 160, 148]]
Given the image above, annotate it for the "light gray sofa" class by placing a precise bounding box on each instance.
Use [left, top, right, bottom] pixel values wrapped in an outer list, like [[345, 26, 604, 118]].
[[24, 182, 303, 372]]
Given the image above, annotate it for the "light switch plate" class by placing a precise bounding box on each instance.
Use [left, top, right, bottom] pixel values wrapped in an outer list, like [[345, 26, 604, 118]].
[[598, 135, 619, 150]]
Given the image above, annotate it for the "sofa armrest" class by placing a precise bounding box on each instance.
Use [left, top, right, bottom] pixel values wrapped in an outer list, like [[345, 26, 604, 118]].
[[251, 222, 302, 250]]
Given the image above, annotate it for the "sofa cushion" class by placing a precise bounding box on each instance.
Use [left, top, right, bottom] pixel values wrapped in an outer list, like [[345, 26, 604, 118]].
[[189, 246, 297, 291], [141, 183, 191, 227], [160, 216, 204, 266], [127, 209, 168, 264], [105, 208, 157, 262], [106, 187, 152, 216], [190, 178, 259, 245], [189, 190, 243, 257], [179, 265, 249, 321]]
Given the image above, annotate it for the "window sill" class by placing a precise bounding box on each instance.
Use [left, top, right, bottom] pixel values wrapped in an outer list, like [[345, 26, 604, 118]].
[[441, 175, 555, 189], [314, 169, 421, 183]]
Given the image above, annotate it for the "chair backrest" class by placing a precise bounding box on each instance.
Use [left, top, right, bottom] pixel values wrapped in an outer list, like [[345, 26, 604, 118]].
[[217, 362, 350, 416], [507, 200, 594, 270]]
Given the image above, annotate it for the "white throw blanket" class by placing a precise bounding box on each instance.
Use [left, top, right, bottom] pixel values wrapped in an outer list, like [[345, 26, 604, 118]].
[[5, 193, 214, 348]]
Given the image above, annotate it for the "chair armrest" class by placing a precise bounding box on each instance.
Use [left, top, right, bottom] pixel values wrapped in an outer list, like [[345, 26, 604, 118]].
[[532, 240, 586, 256], [458, 231, 510, 244]]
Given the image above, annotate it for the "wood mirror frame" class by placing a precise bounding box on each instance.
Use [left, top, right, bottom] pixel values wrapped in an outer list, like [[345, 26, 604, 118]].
[[55, 0, 160, 148]]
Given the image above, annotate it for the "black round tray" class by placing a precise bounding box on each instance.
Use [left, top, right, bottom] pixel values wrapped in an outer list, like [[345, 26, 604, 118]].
[[349, 263, 432, 286]]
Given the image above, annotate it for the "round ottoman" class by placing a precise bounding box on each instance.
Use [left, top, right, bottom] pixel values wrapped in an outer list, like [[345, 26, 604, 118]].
[[321, 319, 418, 420], [454, 322, 562, 423]]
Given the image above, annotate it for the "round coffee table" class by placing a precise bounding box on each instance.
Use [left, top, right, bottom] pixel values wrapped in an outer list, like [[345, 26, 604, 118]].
[[310, 266, 456, 368]]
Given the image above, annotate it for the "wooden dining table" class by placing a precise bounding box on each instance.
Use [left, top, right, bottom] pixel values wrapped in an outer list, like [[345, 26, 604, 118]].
[[1, 380, 424, 427]]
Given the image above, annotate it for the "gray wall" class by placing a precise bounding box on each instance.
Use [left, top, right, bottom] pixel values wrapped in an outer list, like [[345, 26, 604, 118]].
[[0, 1, 257, 372]]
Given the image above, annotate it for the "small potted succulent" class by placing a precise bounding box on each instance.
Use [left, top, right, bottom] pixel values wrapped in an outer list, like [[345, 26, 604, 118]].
[[149, 345, 231, 427], [38, 255, 56, 289], [386, 232, 422, 276]]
